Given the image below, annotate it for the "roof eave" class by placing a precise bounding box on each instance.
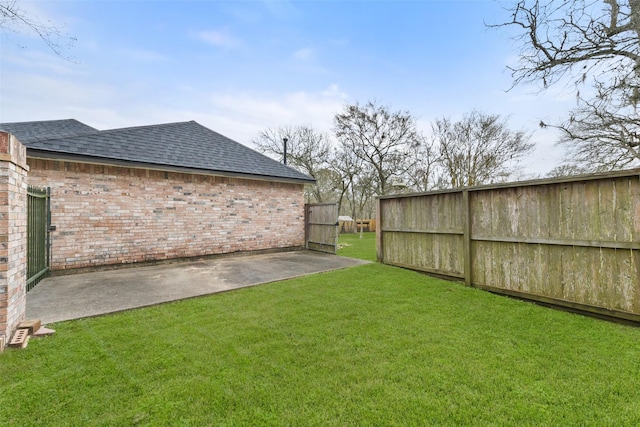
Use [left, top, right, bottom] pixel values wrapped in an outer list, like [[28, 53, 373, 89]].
[[26, 150, 316, 185]]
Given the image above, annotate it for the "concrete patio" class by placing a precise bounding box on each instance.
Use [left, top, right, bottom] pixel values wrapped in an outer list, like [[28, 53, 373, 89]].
[[27, 251, 369, 324]]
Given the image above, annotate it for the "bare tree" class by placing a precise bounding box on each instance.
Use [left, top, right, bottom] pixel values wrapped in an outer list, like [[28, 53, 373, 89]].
[[433, 111, 534, 187], [1, 0, 76, 59], [253, 125, 334, 203], [311, 167, 343, 205], [333, 101, 422, 196], [404, 135, 441, 192], [330, 142, 377, 236], [546, 163, 592, 177], [330, 141, 365, 219], [552, 85, 640, 170], [493, 0, 640, 170]]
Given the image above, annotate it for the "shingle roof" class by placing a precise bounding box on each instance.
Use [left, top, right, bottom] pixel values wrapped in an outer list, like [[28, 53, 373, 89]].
[[0, 120, 315, 184], [0, 119, 98, 143]]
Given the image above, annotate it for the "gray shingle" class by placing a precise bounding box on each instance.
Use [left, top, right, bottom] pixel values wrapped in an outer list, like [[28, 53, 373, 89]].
[[0, 120, 314, 183], [0, 119, 98, 143]]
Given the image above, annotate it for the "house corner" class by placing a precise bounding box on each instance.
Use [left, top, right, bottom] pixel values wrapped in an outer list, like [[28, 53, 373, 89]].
[[0, 131, 29, 351]]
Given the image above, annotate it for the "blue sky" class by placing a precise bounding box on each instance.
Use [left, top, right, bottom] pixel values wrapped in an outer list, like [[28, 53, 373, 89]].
[[0, 0, 574, 175]]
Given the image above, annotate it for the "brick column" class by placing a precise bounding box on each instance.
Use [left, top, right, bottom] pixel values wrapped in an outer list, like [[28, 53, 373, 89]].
[[0, 132, 29, 352]]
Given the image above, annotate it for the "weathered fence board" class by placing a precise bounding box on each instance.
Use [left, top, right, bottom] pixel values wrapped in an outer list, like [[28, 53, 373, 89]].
[[305, 203, 338, 254], [384, 231, 465, 278], [377, 169, 640, 322]]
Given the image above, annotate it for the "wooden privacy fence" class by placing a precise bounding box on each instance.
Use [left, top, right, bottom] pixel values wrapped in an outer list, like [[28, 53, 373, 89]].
[[377, 169, 640, 322], [305, 203, 339, 254]]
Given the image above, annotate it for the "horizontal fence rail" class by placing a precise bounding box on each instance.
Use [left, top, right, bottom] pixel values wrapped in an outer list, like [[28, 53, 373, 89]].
[[377, 169, 640, 322]]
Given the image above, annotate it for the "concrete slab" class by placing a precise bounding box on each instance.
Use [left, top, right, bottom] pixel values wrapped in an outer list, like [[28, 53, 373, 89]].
[[27, 251, 369, 324]]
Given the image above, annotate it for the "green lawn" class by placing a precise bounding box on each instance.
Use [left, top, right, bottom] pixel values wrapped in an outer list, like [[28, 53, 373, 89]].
[[337, 231, 377, 261], [2, 236, 640, 425]]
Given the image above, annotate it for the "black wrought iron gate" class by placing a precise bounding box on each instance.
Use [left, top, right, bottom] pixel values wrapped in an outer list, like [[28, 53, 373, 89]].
[[27, 186, 51, 291], [305, 203, 339, 254]]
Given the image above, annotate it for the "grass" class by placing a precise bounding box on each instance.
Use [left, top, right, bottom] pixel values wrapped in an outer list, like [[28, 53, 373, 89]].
[[337, 231, 377, 261], [2, 236, 640, 425]]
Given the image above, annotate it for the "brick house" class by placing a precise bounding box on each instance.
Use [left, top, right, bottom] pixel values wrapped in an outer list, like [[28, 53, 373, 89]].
[[0, 119, 315, 271]]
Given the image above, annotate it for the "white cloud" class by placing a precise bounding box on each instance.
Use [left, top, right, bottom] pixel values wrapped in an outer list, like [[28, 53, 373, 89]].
[[119, 49, 170, 63], [0, 60, 348, 150], [206, 85, 347, 140], [195, 28, 242, 48], [0, 69, 125, 128], [1, 60, 563, 176], [2, 50, 81, 76], [293, 47, 314, 60], [261, 0, 299, 20]]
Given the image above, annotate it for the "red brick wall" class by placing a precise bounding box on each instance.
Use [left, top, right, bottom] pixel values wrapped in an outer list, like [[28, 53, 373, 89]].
[[0, 132, 28, 350], [27, 159, 306, 271]]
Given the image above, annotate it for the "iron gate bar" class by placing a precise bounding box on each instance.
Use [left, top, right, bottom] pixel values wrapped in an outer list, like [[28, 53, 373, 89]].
[[27, 186, 50, 291]]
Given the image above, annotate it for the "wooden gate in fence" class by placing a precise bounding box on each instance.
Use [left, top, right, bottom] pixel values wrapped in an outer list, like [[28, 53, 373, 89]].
[[377, 169, 640, 323], [305, 203, 339, 254], [27, 186, 51, 291]]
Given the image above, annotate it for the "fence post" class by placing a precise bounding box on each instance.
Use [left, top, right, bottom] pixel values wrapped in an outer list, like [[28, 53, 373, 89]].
[[463, 190, 472, 286], [376, 197, 383, 263], [304, 203, 310, 250], [0, 132, 29, 352]]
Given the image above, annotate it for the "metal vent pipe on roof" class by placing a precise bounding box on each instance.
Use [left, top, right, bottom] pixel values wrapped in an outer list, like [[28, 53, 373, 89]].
[[283, 137, 288, 165]]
